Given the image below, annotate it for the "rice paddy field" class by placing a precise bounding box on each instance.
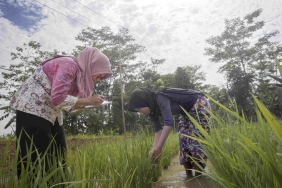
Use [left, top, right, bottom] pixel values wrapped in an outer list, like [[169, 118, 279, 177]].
[[0, 132, 179, 188], [0, 95, 282, 188], [198, 96, 282, 188]]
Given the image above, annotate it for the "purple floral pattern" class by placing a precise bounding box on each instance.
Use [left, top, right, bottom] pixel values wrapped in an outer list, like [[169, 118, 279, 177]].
[[10, 67, 78, 125], [178, 95, 211, 165]]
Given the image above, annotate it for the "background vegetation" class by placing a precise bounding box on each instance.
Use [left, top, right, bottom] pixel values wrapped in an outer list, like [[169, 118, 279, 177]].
[[0, 8, 281, 188], [0, 9, 281, 137]]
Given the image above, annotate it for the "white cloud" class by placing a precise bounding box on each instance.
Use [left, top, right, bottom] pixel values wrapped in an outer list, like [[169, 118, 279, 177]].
[[1, 0, 281, 83], [0, 18, 30, 65]]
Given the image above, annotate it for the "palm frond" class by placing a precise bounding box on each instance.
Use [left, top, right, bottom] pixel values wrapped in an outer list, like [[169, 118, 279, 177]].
[[0, 105, 11, 110], [0, 113, 9, 121], [267, 74, 282, 84], [4, 115, 16, 129]]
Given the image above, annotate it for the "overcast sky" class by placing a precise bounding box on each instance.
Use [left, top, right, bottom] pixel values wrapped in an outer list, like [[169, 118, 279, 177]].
[[0, 0, 281, 135]]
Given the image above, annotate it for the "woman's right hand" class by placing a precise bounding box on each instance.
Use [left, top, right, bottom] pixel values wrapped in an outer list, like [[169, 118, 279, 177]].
[[74, 95, 105, 109], [88, 95, 104, 106]]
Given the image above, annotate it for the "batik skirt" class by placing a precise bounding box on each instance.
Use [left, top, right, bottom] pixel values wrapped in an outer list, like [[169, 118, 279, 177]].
[[178, 94, 211, 167]]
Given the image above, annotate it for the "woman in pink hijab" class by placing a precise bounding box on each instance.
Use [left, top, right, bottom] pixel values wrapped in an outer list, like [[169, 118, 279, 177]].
[[10, 47, 112, 179]]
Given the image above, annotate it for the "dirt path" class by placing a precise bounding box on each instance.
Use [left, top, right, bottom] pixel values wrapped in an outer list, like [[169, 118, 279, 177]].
[[152, 154, 214, 188]]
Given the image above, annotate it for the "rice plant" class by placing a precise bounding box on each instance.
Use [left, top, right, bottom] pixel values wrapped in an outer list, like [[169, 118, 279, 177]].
[[184, 95, 282, 188], [0, 131, 178, 188]]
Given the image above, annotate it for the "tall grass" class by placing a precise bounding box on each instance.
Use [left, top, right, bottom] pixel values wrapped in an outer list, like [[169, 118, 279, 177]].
[[185, 95, 282, 188], [0, 131, 178, 188], [0, 134, 15, 140]]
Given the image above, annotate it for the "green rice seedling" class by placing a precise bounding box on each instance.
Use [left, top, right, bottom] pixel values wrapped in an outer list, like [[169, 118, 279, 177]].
[[0, 134, 15, 141], [181, 95, 282, 188], [63, 132, 178, 188], [1, 131, 178, 188], [1, 140, 61, 188], [0, 138, 14, 187]]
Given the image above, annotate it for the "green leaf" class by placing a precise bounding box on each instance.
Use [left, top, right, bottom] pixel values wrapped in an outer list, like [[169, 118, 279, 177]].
[[274, 54, 282, 77], [252, 94, 282, 143]]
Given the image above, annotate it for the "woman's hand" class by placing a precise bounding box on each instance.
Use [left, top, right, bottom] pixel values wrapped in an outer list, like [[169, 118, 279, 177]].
[[152, 147, 162, 163], [71, 105, 85, 112], [74, 95, 105, 109], [88, 95, 104, 106], [151, 126, 172, 162]]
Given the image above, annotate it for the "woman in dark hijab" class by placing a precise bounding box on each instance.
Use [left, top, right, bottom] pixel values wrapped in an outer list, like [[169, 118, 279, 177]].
[[128, 87, 211, 179]]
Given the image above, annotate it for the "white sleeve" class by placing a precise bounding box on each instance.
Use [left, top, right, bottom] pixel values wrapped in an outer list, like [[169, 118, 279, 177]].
[[56, 95, 78, 111]]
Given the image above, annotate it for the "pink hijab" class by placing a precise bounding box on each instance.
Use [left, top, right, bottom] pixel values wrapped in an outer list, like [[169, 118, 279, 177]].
[[41, 47, 112, 98], [76, 47, 112, 98]]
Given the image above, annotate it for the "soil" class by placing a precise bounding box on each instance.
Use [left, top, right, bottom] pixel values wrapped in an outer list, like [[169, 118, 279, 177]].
[[0, 140, 16, 176]]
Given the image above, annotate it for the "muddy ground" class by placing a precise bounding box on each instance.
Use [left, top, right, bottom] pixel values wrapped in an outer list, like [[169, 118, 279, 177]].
[[152, 154, 214, 188]]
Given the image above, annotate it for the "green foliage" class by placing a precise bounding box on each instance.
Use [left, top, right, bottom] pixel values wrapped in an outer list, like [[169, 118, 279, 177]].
[[0, 133, 179, 188], [0, 41, 63, 129], [257, 55, 282, 117], [72, 26, 165, 134], [275, 54, 282, 77], [204, 9, 282, 117], [267, 54, 282, 85], [73, 26, 146, 80], [63, 109, 103, 135], [159, 73, 176, 88], [1, 27, 151, 133], [109, 81, 125, 134], [227, 68, 255, 116], [186, 95, 282, 188], [174, 65, 206, 90], [202, 85, 230, 114], [1, 41, 55, 100], [142, 69, 161, 90], [256, 80, 282, 117]]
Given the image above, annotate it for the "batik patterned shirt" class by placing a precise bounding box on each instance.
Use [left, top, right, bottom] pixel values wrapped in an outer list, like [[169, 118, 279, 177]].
[[10, 57, 79, 125]]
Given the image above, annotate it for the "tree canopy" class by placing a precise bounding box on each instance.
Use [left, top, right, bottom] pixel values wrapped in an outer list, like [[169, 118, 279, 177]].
[[204, 9, 282, 116], [2, 9, 282, 134]]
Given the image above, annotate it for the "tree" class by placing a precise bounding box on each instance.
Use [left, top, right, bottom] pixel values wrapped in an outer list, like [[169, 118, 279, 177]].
[[123, 79, 144, 132], [204, 9, 282, 116], [0, 41, 62, 129], [257, 56, 282, 117], [226, 67, 255, 115], [174, 65, 206, 90], [0, 27, 154, 134], [159, 73, 176, 88], [73, 26, 150, 133]]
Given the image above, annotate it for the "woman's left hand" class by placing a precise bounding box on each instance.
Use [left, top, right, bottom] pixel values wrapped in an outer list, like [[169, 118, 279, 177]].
[[152, 147, 162, 162]]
